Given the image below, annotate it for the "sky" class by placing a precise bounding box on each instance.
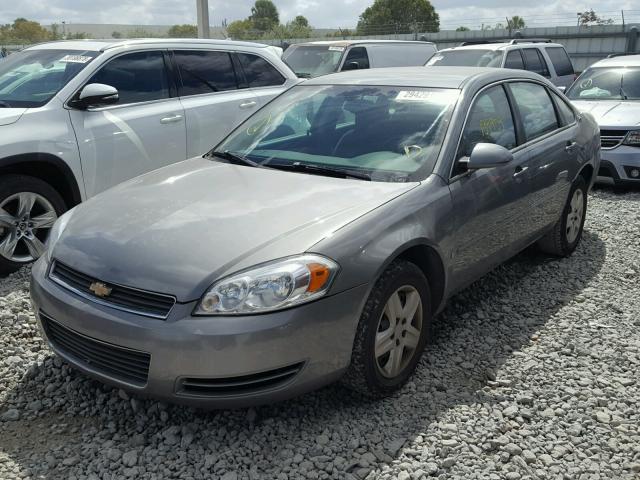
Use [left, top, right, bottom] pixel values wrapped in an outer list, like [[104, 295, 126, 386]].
[[1, 0, 638, 30]]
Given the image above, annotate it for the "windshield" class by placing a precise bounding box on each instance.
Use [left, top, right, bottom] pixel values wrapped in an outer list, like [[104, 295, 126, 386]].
[[426, 50, 504, 68], [567, 67, 640, 101], [282, 45, 345, 78], [215, 84, 459, 182], [0, 49, 99, 108]]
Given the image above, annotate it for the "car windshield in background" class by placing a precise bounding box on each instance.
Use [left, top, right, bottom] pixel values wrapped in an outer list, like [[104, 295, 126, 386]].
[[215, 84, 459, 182], [426, 50, 503, 68], [567, 67, 640, 101], [282, 45, 345, 78], [0, 49, 99, 108]]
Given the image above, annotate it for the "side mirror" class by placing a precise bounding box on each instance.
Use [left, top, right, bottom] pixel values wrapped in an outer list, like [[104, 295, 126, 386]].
[[71, 83, 119, 109], [342, 61, 360, 71], [465, 143, 513, 169]]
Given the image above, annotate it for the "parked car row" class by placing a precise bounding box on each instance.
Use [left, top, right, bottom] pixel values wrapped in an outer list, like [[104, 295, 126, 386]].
[[0, 36, 632, 407]]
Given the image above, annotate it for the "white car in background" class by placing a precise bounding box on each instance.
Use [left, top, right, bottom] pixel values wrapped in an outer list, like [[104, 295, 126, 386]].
[[567, 54, 640, 187], [0, 39, 298, 272], [427, 40, 576, 89], [282, 40, 438, 78]]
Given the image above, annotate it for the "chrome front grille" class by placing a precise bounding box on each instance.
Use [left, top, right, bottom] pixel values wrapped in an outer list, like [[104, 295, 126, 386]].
[[600, 129, 627, 149], [41, 312, 151, 386], [49, 261, 176, 319]]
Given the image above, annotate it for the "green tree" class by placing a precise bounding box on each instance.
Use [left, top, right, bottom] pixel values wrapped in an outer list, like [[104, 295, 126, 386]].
[[292, 15, 309, 28], [167, 24, 198, 38], [67, 32, 91, 39], [126, 27, 155, 38], [578, 9, 613, 26], [50, 23, 61, 40], [455, 26, 470, 32], [227, 19, 254, 39], [508, 15, 526, 29], [112, 31, 123, 38], [357, 0, 439, 35], [2, 18, 50, 43], [250, 0, 279, 32]]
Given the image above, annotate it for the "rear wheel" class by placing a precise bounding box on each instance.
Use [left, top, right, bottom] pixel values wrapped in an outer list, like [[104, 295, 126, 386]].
[[537, 175, 587, 257], [0, 175, 66, 274], [341, 260, 431, 396]]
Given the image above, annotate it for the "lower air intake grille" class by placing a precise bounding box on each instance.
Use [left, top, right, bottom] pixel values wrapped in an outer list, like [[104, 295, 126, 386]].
[[178, 362, 304, 396], [41, 312, 151, 386]]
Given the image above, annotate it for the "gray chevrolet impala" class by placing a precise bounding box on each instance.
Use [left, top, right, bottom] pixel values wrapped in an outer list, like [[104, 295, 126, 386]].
[[30, 67, 600, 408]]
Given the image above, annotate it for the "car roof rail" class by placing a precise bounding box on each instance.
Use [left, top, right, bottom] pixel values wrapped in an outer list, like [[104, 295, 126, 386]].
[[459, 40, 510, 46], [509, 38, 553, 44], [606, 52, 638, 58]]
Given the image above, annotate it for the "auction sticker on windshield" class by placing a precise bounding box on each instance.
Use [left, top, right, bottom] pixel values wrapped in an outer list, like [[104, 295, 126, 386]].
[[60, 54, 92, 64], [328, 46, 345, 52]]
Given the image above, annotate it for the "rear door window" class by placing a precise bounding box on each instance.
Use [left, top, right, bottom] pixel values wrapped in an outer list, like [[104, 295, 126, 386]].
[[88, 51, 170, 105], [551, 91, 576, 126], [237, 53, 285, 87], [545, 47, 574, 76], [504, 50, 525, 70], [522, 48, 550, 77], [509, 82, 559, 141], [342, 47, 370, 70], [173, 50, 237, 96]]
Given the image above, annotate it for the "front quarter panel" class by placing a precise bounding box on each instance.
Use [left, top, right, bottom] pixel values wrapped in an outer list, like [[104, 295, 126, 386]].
[[311, 175, 454, 307]]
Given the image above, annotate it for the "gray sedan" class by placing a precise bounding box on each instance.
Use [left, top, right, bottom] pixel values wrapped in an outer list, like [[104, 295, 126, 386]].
[[30, 67, 600, 408]]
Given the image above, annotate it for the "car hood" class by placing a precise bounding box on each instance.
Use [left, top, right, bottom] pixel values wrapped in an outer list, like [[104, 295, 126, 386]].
[[0, 107, 27, 126], [571, 100, 640, 128], [53, 157, 418, 302]]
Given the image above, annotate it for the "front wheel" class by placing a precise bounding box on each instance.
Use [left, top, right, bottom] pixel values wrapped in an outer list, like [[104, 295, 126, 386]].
[[537, 175, 588, 257], [0, 175, 66, 274], [341, 260, 431, 397]]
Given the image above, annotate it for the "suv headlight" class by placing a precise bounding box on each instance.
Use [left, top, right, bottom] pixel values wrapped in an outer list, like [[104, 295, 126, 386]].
[[194, 254, 339, 315], [623, 130, 640, 146]]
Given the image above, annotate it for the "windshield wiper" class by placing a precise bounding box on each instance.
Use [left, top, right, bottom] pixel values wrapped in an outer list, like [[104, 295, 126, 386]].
[[0, 101, 10, 108], [269, 162, 371, 181], [206, 150, 266, 169], [295, 72, 312, 78]]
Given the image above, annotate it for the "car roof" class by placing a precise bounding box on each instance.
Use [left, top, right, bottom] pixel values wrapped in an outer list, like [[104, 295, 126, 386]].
[[440, 42, 564, 52], [23, 38, 272, 52], [302, 66, 544, 89], [294, 39, 436, 47], [589, 54, 640, 68]]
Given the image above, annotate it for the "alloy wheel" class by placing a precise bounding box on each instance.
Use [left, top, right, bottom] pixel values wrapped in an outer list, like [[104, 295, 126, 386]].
[[0, 192, 58, 263], [374, 285, 423, 378], [565, 189, 584, 244]]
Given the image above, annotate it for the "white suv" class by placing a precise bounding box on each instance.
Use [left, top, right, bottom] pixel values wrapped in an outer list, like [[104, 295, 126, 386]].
[[567, 54, 640, 187], [427, 40, 576, 89], [0, 39, 298, 272]]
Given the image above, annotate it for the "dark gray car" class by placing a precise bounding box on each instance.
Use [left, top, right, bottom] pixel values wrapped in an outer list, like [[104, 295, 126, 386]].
[[30, 67, 600, 408]]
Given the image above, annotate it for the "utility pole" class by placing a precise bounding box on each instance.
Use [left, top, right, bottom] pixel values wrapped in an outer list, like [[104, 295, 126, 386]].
[[196, 0, 210, 38]]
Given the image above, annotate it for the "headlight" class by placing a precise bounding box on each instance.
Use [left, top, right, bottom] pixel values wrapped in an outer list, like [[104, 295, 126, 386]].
[[44, 208, 75, 258], [194, 254, 339, 315], [623, 130, 640, 146]]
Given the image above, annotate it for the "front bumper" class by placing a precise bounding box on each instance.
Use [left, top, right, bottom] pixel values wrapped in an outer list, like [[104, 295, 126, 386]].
[[598, 146, 640, 185], [30, 257, 368, 408]]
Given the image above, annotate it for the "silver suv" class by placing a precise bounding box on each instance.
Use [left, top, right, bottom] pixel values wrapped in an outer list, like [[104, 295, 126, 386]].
[[0, 39, 298, 272], [567, 54, 640, 187], [427, 40, 576, 89]]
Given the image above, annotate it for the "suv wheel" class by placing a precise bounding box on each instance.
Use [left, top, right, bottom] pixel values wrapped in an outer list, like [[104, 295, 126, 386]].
[[0, 175, 66, 274], [341, 260, 431, 397]]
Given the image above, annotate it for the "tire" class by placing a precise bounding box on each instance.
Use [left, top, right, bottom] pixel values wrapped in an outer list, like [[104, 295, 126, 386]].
[[537, 175, 587, 257], [0, 175, 67, 274], [341, 260, 431, 397]]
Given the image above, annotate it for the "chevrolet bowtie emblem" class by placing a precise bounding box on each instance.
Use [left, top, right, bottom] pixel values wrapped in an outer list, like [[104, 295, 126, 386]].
[[89, 281, 112, 298]]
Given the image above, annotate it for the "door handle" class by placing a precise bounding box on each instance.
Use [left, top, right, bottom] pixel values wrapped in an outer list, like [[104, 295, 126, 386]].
[[565, 141, 577, 152], [160, 114, 183, 124], [513, 165, 529, 178], [239, 101, 257, 109]]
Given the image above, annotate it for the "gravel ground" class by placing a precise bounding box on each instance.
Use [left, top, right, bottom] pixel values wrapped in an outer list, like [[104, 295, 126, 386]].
[[0, 187, 639, 480]]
